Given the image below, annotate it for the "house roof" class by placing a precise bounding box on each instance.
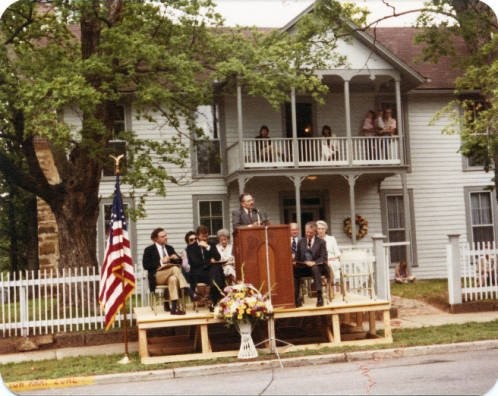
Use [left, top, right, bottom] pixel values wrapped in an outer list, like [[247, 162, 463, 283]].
[[280, 3, 464, 91], [373, 27, 465, 90]]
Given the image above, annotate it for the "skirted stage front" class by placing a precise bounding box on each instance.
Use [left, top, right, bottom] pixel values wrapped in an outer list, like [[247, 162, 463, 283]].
[[134, 294, 392, 364]]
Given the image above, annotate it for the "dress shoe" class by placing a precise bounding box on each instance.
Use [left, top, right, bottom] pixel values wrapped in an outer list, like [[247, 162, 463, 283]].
[[208, 304, 215, 312], [163, 301, 171, 312], [295, 297, 303, 308], [171, 308, 186, 315], [316, 295, 324, 307]]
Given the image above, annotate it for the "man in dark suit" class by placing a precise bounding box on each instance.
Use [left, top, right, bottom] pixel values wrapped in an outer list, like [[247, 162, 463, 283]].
[[289, 222, 301, 261], [186, 225, 223, 311], [293, 221, 329, 307], [231, 192, 269, 233], [142, 227, 194, 315]]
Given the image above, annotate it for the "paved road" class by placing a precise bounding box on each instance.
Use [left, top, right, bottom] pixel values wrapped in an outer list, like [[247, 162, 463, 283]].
[[19, 349, 498, 395]]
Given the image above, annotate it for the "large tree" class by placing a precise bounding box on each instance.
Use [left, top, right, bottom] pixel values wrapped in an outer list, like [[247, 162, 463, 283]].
[[413, 0, 498, 201], [0, 0, 360, 269]]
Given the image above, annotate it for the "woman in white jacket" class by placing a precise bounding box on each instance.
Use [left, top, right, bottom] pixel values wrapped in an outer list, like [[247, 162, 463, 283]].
[[316, 220, 342, 285]]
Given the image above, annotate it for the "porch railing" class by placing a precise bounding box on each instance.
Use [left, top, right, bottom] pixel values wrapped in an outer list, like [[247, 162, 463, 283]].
[[227, 136, 401, 172]]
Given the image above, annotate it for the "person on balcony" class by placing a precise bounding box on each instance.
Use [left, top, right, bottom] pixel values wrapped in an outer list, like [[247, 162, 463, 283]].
[[361, 110, 377, 160], [374, 109, 385, 133], [361, 110, 376, 135], [293, 221, 329, 307], [320, 125, 338, 161], [380, 107, 397, 136], [255, 124, 273, 162]]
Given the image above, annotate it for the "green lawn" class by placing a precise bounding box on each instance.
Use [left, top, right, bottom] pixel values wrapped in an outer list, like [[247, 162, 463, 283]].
[[391, 278, 449, 309]]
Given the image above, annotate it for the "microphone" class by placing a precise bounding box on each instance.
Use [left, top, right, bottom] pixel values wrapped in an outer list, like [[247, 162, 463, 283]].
[[251, 208, 261, 225]]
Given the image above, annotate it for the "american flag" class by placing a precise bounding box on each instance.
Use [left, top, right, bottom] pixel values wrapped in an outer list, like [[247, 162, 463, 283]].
[[99, 175, 135, 331]]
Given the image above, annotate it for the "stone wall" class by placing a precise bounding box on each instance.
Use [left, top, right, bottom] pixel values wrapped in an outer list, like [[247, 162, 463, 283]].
[[34, 138, 60, 270]]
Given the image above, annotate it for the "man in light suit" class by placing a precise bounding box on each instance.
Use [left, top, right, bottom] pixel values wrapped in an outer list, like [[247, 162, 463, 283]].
[[293, 221, 329, 307], [142, 228, 194, 315], [231, 192, 269, 233]]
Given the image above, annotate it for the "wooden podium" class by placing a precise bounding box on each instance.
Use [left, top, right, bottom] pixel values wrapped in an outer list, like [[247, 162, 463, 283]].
[[234, 224, 295, 308]]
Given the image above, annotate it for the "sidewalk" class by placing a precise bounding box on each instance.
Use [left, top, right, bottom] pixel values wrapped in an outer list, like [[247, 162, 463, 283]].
[[3, 297, 498, 393], [3, 296, 498, 365]]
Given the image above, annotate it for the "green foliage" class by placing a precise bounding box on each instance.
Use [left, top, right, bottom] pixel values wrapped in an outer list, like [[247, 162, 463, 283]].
[[414, 0, 498, 197]]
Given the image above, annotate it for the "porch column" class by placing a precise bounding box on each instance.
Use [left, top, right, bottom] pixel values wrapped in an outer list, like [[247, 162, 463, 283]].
[[394, 78, 404, 164], [372, 233, 390, 300], [291, 87, 299, 167], [343, 78, 353, 166], [344, 174, 359, 244], [237, 176, 252, 195], [289, 175, 305, 232], [401, 173, 413, 271], [237, 80, 244, 167]]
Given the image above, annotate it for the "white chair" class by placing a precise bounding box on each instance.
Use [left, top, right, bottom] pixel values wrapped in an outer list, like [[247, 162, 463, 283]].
[[340, 250, 375, 301]]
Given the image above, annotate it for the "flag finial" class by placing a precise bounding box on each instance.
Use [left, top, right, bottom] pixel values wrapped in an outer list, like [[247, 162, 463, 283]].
[[110, 154, 124, 175]]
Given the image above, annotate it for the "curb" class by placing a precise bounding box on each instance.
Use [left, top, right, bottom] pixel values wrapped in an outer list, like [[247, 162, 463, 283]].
[[6, 339, 498, 392]]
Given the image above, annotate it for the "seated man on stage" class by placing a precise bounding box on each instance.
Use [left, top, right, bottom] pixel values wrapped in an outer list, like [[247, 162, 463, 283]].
[[142, 227, 196, 315], [186, 225, 223, 312], [293, 221, 329, 307]]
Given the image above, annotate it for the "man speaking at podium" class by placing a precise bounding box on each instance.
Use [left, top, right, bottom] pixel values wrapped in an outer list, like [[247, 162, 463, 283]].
[[231, 192, 269, 232]]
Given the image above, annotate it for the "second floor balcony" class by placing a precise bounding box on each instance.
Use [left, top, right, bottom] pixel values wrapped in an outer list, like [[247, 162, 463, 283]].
[[226, 136, 403, 175]]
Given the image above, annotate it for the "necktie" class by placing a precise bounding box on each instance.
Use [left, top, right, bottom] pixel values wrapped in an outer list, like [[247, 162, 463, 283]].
[[291, 238, 297, 253], [307, 239, 312, 249], [162, 245, 168, 258]]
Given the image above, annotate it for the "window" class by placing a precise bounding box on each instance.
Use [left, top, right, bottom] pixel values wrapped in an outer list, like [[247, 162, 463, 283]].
[[194, 105, 221, 175], [386, 195, 406, 264], [469, 191, 495, 243], [199, 200, 223, 237], [103, 104, 128, 177], [380, 189, 417, 267]]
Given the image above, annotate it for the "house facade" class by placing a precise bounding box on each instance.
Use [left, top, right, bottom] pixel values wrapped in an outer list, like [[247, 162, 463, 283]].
[[91, 14, 496, 280]]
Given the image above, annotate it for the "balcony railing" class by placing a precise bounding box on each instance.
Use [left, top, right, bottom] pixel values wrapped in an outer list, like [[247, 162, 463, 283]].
[[227, 136, 401, 173]]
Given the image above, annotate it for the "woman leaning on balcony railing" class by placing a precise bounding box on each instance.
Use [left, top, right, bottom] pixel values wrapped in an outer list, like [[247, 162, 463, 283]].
[[321, 125, 338, 161]]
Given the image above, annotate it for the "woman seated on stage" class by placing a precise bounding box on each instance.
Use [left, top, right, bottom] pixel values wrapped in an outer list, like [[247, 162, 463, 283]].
[[216, 228, 236, 285]]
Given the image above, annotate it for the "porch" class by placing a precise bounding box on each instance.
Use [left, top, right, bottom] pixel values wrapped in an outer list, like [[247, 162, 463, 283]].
[[227, 136, 402, 174]]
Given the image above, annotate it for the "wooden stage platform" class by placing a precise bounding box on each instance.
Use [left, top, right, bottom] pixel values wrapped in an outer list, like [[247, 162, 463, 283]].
[[135, 294, 393, 364]]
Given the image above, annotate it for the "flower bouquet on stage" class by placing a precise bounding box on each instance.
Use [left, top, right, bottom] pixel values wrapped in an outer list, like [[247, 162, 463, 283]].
[[214, 282, 272, 359]]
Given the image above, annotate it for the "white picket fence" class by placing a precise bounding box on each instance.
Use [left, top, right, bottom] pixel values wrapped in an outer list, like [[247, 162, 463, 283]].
[[0, 267, 149, 337], [460, 241, 498, 302]]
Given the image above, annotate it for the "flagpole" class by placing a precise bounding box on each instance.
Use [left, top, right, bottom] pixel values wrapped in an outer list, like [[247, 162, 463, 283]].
[[111, 155, 131, 365]]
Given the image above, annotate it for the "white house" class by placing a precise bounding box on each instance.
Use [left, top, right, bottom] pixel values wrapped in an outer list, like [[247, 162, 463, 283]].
[[93, 5, 496, 280]]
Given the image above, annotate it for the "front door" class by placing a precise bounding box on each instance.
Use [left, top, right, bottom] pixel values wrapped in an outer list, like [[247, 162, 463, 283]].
[[282, 195, 325, 236]]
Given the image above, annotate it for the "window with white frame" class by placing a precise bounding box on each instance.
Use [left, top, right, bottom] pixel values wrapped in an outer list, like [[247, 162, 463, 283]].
[[103, 104, 128, 177], [381, 189, 417, 267], [192, 194, 227, 238], [194, 104, 221, 175], [469, 191, 495, 243], [386, 194, 406, 264]]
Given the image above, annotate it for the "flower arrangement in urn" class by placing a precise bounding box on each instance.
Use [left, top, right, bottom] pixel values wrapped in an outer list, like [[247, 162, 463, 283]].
[[214, 282, 272, 327], [343, 215, 369, 240]]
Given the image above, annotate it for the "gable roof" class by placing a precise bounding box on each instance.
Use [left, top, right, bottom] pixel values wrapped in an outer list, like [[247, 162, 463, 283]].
[[373, 27, 465, 90], [281, 3, 463, 91]]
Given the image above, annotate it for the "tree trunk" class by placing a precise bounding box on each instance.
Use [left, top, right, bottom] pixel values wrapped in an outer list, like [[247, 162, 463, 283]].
[[53, 183, 100, 269]]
